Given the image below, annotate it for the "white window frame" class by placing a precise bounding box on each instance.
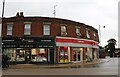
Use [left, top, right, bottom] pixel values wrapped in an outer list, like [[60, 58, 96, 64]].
[[7, 24, 13, 35], [86, 29, 90, 39], [43, 24, 50, 35], [94, 32, 96, 40], [61, 25, 67, 36], [76, 26, 81, 36], [24, 23, 31, 35]]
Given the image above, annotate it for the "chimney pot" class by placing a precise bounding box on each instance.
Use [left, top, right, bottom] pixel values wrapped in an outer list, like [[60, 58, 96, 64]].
[[16, 12, 19, 17], [20, 12, 24, 17]]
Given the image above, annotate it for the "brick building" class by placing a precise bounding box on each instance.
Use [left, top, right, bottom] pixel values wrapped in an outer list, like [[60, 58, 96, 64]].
[[2, 12, 99, 64]]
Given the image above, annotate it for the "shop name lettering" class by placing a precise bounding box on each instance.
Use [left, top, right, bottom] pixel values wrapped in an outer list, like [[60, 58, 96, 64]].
[[3, 40, 14, 42], [78, 41, 84, 43], [41, 40, 52, 42]]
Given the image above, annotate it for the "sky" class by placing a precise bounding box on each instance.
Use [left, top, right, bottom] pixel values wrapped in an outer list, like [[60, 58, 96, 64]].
[[0, 0, 119, 47]]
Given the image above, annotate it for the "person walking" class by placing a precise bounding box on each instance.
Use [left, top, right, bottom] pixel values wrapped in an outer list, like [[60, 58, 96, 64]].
[[2, 54, 10, 69], [5, 55, 10, 68], [2, 54, 7, 69]]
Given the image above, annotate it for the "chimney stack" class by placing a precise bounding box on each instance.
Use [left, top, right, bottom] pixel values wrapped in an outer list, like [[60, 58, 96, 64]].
[[16, 12, 19, 17], [16, 12, 24, 17], [20, 12, 24, 17]]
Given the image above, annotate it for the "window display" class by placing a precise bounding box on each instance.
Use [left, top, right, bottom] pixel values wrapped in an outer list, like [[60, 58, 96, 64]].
[[31, 49, 37, 62], [3, 48, 16, 61], [16, 50, 25, 61], [3, 48, 48, 63], [32, 49, 36, 55], [31, 48, 47, 62], [59, 46, 69, 63]]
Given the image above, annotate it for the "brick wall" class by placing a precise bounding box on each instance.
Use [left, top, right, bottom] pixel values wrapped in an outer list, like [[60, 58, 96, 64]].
[[2, 16, 99, 42]]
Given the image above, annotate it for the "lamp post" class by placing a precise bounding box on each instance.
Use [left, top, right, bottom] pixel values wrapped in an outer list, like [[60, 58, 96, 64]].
[[99, 25, 105, 46], [2, 0, 5, 18]]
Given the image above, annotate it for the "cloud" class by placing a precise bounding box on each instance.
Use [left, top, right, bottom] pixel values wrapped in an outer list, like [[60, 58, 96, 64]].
[[0, 0, 118, 47]]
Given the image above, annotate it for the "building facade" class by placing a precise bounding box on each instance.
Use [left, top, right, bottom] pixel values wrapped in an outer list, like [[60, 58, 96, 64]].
[[2, 12, 99, 64]]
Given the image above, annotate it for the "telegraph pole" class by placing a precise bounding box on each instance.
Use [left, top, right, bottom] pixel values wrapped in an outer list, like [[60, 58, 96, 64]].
[[2, 0, 5, 18]]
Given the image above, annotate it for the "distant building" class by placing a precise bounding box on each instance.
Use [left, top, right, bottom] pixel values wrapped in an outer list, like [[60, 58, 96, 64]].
[[2, 12, 99, 64]]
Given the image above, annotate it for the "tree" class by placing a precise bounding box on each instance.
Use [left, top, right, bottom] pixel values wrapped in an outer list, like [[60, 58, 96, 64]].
[[107, 38, 117, 57]]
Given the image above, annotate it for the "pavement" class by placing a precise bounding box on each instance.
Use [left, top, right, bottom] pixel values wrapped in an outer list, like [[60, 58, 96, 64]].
[[6, 57, 111, 69]]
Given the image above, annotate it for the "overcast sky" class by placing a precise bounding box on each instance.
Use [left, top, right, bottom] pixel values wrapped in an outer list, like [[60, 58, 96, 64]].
[[0, 0, 119, 47]]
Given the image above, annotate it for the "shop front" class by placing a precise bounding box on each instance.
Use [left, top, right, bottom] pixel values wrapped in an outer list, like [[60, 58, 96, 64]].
[[56, 36, 99, 63], [2, 36, 55, 64]]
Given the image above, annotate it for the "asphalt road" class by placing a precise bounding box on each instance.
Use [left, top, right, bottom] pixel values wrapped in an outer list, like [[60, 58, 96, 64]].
[[1, 58, 119, 76]]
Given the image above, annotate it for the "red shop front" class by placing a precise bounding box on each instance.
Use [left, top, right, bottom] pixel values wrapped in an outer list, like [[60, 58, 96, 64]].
[[56, 36, 99, 63]]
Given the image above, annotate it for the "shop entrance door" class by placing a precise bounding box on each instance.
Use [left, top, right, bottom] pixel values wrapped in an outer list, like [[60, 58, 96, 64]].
[[25, 50, 31, 63], [74, 50, 81, 61]]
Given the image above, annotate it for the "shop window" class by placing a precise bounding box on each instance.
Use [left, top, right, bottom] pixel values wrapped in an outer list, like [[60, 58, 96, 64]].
[[16, 50, 25, 61], [31, 49, 37, 62], [31, 48, 47, 62], [7, 24, 13, 35], [24, 23, 31, 35], [86, 48, 93, 61], [61, 25, 67, 36], [3, 48, 16, 61], [76, 26, 81, 36], [43, 24, 50, 35], [59, 46, 69, 63]]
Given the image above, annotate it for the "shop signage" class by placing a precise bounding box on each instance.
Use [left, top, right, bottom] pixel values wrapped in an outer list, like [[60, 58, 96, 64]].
[[2, 44, 54, 48], [3, 40, 14, 42], [2, 36, 55, 48], [40, 40, 52, 42], [56, 37, 98, 46]]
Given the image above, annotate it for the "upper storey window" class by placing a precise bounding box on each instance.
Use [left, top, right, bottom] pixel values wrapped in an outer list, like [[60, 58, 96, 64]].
[[61, 25, 67, 36], [7, 23, 13, 35], [94, 32, 96, 40], [86, 29, 90, 39], [76, 26, 81, 36], [43, 24, 50, 35], [24, 23, 31, 35]]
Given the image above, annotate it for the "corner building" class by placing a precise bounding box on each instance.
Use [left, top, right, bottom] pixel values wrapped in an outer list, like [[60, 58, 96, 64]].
[[2, 12, 99, 64]]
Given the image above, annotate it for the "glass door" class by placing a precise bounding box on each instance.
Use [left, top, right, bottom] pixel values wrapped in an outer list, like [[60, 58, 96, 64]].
[[16, 49, 25, 62], [25, 50, 31, 63], [73, 50, 81, 61]]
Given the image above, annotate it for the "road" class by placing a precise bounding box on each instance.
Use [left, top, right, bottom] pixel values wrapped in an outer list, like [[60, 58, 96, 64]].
[[2, 58, 119, 75]]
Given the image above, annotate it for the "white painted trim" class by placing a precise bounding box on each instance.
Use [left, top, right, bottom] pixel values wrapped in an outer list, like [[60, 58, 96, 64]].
[[56, 36, 99, 44], [56, 42, 99, 48]]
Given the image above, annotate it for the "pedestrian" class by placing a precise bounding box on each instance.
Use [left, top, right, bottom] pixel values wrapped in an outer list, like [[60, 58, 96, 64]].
[[5, 55, 10, 68], [2, 54, 7, 69]]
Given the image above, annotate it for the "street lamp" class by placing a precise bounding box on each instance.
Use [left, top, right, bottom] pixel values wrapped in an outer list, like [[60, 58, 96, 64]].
[[2, 0, 5, 18], [99, 25, 105, 46]]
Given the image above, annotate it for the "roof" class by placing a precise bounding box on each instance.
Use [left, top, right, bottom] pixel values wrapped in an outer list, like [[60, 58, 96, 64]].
[[2, 15, 98, 32]]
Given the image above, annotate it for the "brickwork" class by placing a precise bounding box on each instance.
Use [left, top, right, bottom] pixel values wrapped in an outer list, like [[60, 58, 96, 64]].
[[2, 13, 99, 42]]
